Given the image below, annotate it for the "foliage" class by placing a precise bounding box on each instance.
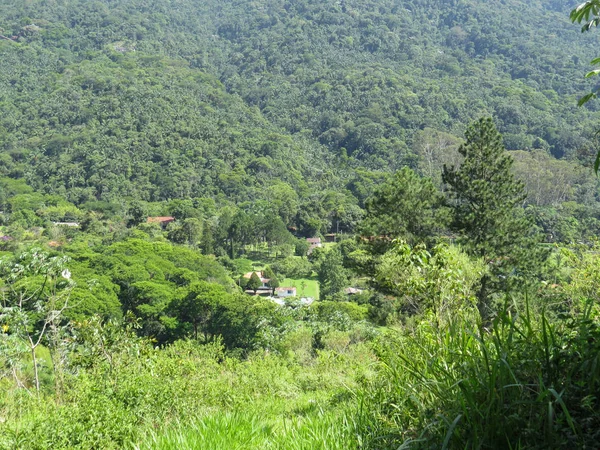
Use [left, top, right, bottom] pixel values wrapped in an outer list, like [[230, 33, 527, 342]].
[[272, 256, 313, 279], [312, 301, 369, 324], [511, 150, 594, 207], [2, 2, 600, 448], [360, 167, 449, 249], [0, 329, 374, 449], [0, 0, 597, 230], [443, 118, 546, 317], [572, 1, 600, 105], [170, 281, 229, 340], [359, 300, 600, 449], [374, 241, 485, 322], [571, 1, 600, 173], [317, 246, 349, 300], [267, 276, 280, 294], [136, 409, 357, 450], [0, 249, 74, 393]]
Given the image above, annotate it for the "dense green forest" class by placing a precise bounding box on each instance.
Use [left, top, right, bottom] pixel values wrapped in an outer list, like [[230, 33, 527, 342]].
[[3, 0, 600, 448], [1, 0, 600, 238]]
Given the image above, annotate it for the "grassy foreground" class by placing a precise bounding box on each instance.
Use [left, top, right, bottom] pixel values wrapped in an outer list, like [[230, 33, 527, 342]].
[[135, 410, 357, 450], [0, 329, 376, 449], [4, 296, 600, 449]]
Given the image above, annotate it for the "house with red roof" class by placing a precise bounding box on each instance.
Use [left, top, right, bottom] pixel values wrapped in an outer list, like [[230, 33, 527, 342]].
[[147, 216, 175, 229]]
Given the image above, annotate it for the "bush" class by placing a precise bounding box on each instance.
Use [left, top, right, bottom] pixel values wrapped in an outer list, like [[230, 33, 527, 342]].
[[271, 256, 313, 279], [313, 301, 368, 323]]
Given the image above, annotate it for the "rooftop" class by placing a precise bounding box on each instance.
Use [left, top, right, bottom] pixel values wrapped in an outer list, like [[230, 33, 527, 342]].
[[147, 216, 175, 223]]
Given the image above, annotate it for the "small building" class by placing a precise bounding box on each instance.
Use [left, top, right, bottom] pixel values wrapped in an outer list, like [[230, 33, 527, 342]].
[[52, 222, 80, 227], [324, 233, 336, 243], [306, 237, 322, 255], [344, 287, 364, 295], [147, 216, 175, 229], [275, 287, 297, 298]]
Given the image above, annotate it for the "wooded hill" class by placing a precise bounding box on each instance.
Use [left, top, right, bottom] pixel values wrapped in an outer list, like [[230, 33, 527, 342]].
[[0, 0, 599, 209], [6, 2, 600, 448]]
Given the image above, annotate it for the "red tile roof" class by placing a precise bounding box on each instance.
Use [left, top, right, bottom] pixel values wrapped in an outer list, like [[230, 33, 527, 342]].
[[147, 216, 175, 224]]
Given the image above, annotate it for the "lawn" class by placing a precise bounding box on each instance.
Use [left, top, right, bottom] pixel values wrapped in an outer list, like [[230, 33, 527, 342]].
[[281, 277, 319, 299]]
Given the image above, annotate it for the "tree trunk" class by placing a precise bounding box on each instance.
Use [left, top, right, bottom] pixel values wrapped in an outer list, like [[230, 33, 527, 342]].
[[29, 340, 40, 395]]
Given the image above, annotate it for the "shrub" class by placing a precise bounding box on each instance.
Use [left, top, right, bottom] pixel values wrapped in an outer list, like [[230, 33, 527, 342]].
[[313, 301, 368, 323], [272, 256, 313, 279]]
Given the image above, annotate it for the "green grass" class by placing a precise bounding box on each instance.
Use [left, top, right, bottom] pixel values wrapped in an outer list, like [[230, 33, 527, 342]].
[[1, 336, 375, 449], [135, 409, 357, 450], [281, 277, 319, 299], [359, 298, 600, 449]]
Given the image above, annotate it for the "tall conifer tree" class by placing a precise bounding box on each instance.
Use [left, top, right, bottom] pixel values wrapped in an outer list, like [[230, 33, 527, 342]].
[[443, 118, 545, 318]]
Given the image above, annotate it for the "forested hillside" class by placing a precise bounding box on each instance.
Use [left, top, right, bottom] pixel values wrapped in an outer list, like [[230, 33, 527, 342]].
[[5, 1, 600, 448], [1, 0, 600, 204]]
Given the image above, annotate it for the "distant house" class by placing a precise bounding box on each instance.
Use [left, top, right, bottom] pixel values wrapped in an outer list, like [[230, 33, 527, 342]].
[[324, 233, 336, 243], [52, 222, 80, 227], [344, 287, 364, 295], [147, 216, 175, 229], [275, 287, 297, 298], [306, 237, 322, 255], [242, 271, 271, 289]]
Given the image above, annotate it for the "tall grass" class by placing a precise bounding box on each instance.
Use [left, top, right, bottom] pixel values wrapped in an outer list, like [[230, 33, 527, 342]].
[[359, 298, 600, 448], [0, 337, 374, 449], [135, 409, 358, 450]]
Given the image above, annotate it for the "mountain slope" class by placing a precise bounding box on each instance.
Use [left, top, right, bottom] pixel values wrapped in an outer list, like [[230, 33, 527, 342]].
[[0, 0, 598, 203]]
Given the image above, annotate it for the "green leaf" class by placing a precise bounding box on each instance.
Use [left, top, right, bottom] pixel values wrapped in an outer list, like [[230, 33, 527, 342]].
[[593, 151, 600, 175], [585, 69, 600, 78], [549, 388, 577, 435], [577, 92, 596, 107], [442, 414, 462, 450]]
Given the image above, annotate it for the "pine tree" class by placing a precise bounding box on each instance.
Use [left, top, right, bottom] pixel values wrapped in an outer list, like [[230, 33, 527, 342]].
[[247, 272, 262, 294], [360, 166, 449, 250], [443, 118, 545, 318], [263, 265, 276, 280]]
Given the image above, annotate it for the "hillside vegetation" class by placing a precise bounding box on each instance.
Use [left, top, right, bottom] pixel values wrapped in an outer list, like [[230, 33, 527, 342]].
[[1, 0, 600, 199], [3, 0, 600, 449]]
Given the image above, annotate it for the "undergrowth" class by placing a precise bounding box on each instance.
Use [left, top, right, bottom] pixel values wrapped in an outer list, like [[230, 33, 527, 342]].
[[359, 299, 600, 449], [135, 409, 358, 450], [0, 335, 375, 449]]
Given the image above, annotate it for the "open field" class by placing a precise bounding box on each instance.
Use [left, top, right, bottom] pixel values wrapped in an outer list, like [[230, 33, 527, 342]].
[[281, 277, 319, 299]]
